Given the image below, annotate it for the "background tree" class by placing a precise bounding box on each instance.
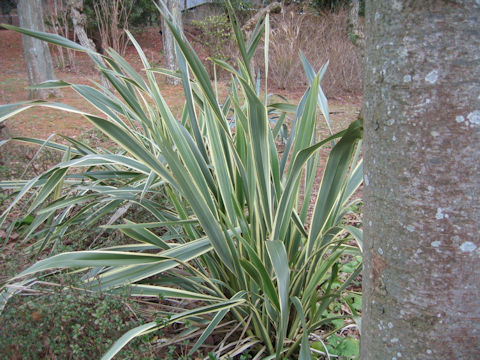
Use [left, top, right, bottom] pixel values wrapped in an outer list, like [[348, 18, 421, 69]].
[[160, 0, 183, 85], [67, 0, 111, 90], [362, 1, 480, 359], [347, 0, 363, 51], [92, 0, 133, 56], [17, 0, 60, 99], [67, 0, 95, 52]]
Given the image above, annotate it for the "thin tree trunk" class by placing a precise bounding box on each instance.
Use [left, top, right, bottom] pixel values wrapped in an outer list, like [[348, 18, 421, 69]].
[[347, 0, 364, 52], [242, 1, 281, 34], [18, 0, 60, 99], [161, 0, 183, 85], [67, 0, 111, 90], [362, 1, 480, 359]]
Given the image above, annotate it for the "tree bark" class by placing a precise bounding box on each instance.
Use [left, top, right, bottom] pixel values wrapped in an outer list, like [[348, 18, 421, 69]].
[[67, 0, 111, 91], [361, 1, 480, 359], [347, 0, 364, 52], [18, 0, 60, 99], [161, 0, 183, 85], [242, 1, 281, 34], [67, 0, 96, 54]]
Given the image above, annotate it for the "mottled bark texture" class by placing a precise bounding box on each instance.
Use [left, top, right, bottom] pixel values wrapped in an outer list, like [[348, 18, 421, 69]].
[[18, 0, 60, 99], [361, 1, 480, 359], [348, 0, 364, 51], [67, 0, 111, 90], [161, 0, 183, 85], [67, 0, 95, 53]]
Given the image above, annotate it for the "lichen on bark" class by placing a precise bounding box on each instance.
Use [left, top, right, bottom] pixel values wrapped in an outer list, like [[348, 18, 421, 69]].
[[361, 1, 480, 359]]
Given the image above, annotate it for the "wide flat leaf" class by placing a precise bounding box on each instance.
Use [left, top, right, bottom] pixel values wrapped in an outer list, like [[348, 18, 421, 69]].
[[266, 240, 290, 356], [0, 100, 90, 123], [238, 77, 272, 227], [300, 52, 332, 136], [126, 284, 223, 301], [89, 237, 213, 289], [1, 24, 94, 52], [15, 251, 173, 278], [116, 221, 171, 249], [292, 296, 312, 360], [11, 137, 82, 155], [27, 80, 71, 89], [308, 120, 362, 254], [101, 322, 157, 360], [272, 130, 345, 241]]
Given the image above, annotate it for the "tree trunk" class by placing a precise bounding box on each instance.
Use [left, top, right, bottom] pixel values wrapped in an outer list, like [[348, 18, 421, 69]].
[[67, 0, 111, 91], [17, 0, 60, 99], [361, 1, 480, 359], [242, 2, 281, 34], [161, 0, 183, 85], [347, 0, 364, 51]]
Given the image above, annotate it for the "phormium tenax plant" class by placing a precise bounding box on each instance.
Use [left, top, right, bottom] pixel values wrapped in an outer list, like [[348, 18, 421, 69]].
[[0, 2, 363, 359]]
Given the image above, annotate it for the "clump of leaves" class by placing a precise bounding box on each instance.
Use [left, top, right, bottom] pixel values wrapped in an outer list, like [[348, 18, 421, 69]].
[[312, 335, 359, 359], [0, 2, 362, 359], [192, 14, 233, 60], [0, 283, 156, 359], [192, 13, 234, 77]]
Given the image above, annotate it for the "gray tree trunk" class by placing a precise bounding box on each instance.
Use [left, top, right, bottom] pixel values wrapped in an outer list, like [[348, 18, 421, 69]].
[[161, 0, 183, 85], [347, 0, 364, 51], [361, 1, 480, 359], [18, 0, 60, 99], [67, 0, 111, 91]]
